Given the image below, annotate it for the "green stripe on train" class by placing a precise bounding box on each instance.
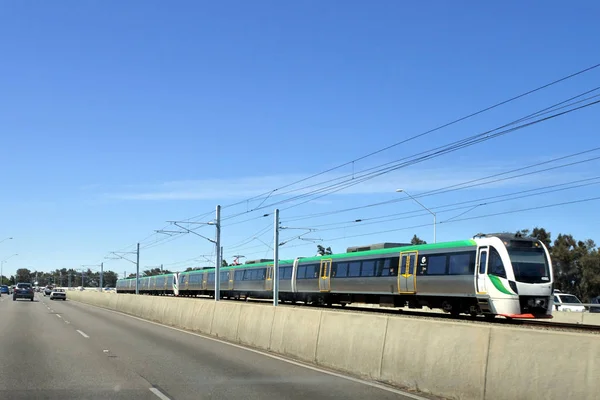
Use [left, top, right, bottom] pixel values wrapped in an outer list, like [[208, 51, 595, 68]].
[[488, 274, 514, 295], [118, 240, 478, 279], [173, 239, 478, 275]]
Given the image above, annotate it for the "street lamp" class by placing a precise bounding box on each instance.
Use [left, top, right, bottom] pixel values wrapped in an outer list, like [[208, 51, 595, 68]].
[[0, 237, 13, 245], [1, 253, 18, 286], [396, 189, 436, 243]]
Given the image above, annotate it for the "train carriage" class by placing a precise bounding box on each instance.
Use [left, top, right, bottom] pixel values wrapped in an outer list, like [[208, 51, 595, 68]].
[[116, 232, 553, 318]]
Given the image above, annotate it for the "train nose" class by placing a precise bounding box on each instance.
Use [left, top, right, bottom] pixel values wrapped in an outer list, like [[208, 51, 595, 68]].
[[528, 298, 546, 308]]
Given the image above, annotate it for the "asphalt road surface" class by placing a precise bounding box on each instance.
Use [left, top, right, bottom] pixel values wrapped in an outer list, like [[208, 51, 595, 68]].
[[0, 292, 431, 400]]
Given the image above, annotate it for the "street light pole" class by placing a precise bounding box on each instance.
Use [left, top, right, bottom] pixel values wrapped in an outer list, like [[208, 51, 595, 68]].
[[1, 253, 18, 286], [396, 189, 436, 243]]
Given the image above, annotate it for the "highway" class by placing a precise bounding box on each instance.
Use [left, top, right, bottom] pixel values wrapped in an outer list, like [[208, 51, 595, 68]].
[[0, 293, 430, 400]]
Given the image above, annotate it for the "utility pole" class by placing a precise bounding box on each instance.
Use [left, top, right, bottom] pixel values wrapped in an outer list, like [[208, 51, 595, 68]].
[[215, 204, 221, 302], [136, 242, 140, 295], [159, 206, 221, 301], [68, 272, 71, 289], [100, 262, 104, 290], [81, 269, 84, 287], [273, 208, 279, 307]]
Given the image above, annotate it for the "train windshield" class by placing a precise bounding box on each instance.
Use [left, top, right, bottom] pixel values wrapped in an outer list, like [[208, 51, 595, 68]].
[[508, 247, 550, 283]]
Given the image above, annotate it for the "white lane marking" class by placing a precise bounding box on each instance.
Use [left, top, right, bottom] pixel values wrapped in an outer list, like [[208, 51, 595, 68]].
[[149, 388, 171, 400], [73, 302, 428, 399], [56, 314, 62, 318], [76, 330, 89, 338], [65, 321, 70, 324]]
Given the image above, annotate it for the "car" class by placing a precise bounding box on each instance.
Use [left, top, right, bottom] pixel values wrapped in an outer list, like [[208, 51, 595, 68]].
[[13, 283, 34, 301], [589, 296, 600, 313], [44, 287, 53, 296], [553, 291, 585, 312], [49, 288, 67, 301], [0, 285, 9, 295]]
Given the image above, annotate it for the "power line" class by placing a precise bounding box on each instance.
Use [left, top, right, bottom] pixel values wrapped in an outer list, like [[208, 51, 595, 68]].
[[219, 95, 600, 220], [99, 64, 600, 257], [306, 177, 600, 232], [218, 63, 600, 213], [230, 178, 600, 256], [283, 146, 600, 223]]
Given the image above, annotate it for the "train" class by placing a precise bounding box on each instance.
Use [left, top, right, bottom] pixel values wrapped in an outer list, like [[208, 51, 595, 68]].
[[115, 232, 554, 319]]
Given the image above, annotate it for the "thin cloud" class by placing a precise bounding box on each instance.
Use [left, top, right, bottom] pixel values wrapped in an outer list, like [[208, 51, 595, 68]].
[[102, 166, 571, 201]]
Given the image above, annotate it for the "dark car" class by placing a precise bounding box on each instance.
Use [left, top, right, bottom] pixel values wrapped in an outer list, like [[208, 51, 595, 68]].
[[590, 296, 600, 313], [13, 283, 34, 301], [44, 287, 53, 296]]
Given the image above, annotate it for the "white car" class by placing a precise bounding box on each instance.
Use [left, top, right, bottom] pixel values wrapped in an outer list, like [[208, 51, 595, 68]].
[[553, 291, 585, 312], [50, 288, 67, 301]]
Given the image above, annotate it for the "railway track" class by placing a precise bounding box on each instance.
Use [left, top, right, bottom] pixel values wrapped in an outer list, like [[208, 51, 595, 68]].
[[124, 292, 600, 334], [229, 296, 600, 334]]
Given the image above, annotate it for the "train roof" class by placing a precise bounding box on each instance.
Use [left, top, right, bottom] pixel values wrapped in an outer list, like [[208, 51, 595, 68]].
[[296, 239, 477, 263], [119, 272, 175, 281], [116, 239, 479, 280]]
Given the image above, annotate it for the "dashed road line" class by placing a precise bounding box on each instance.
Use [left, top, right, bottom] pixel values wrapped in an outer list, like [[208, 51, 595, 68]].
[[56, 314, 62, 318], [76, 330, 89, 338], [73, 301, 430, 399], [149, 388, 171, 400]]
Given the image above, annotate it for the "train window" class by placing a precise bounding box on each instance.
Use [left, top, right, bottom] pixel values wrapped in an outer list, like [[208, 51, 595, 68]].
[[489, 248, 507, 278], [297, 265, 307, 279], [427, 255, 447, 275], [261, 268, 267, 280], [479, 252, 487, 274], [449, 253, 474, 275], [336, 262, 348, 277], [305, 264, 318, 279], [377, 257, 399, 276], [235, 270, 243, 280], [361, 260, 376, 277], [280, 266, 292, 279], [207, 273, 215, 283], [348, 261, 361, 277]]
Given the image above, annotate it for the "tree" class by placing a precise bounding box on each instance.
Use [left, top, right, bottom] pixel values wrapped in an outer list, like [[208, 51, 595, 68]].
[[15, 268, 32, 283], [520, 227, 600, 301], [143, 268, 172, 276], [222, 260, 229, 267], [411, 234, 427, 245]]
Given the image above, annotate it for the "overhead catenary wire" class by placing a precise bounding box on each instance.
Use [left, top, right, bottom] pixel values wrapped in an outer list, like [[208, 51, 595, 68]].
[[217, 63, 600, 213], [219, 96, 600, 220], [235, 195, 600, 259], [229, 177, 600, 256], [281, 146, 600, 223], [98, 63, 600, 259]]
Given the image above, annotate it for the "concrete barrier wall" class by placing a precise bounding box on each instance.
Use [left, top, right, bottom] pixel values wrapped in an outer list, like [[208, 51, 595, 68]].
[[65, 291, 599, 400]]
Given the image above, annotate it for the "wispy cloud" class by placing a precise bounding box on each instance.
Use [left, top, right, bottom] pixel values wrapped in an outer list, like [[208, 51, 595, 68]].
[[101, 165, 575, 201]]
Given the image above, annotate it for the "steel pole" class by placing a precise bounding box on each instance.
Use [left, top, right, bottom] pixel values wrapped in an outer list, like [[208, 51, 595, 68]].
[[136, 243, 140, 295], [273, 209, 279, 307], [215, 205, 221, 302]]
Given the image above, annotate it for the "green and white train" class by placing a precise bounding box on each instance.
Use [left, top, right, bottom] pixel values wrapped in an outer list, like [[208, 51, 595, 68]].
[[116, 232, 554, 319]]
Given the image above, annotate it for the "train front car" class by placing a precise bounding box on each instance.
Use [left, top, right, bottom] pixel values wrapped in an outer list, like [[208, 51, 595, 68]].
[[474, 233, 553, 319]]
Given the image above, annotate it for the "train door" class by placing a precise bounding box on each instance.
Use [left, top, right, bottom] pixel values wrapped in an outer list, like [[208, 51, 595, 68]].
[[264, 266, 274, 291], [398, 251, 418, 294], [228, 270, 234, 290], [202, 272, 208, 290], [319, 259, 332, 292], [476, 247, 488, 294]]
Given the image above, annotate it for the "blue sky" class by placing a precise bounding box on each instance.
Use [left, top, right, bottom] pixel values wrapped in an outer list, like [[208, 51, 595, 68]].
[[1, 1, 599, 278]]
